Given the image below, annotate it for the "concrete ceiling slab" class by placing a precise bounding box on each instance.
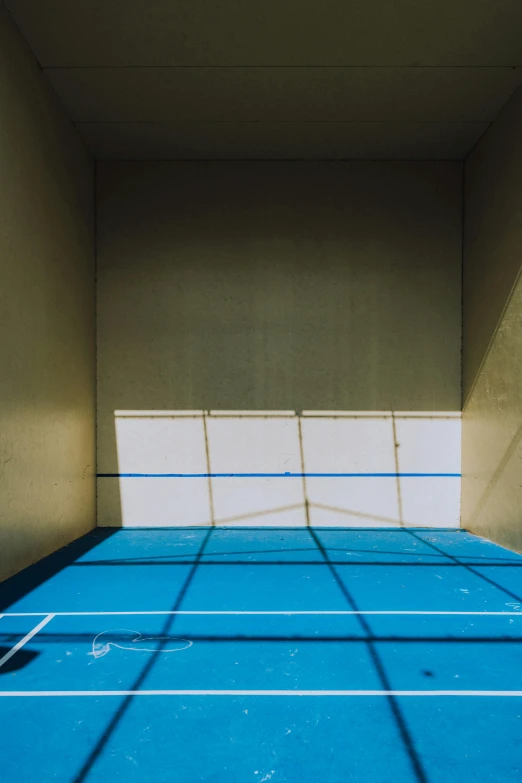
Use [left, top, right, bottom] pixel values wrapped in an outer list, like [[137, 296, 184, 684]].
[[6, 1, 522, 67], [46, 66, 522, 124], [6, 1, 522, 158], [78, 120, 487, 161]]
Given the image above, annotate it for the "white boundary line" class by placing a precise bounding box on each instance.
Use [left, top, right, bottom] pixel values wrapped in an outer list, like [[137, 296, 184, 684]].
[[0, 615, 54, 669], [1, 610, 522, 617], [0, 689, 522, 697], [0, 615, 520, 698]]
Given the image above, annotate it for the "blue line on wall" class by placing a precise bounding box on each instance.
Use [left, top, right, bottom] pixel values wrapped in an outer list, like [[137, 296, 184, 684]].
[[97, 472, 461, 478]]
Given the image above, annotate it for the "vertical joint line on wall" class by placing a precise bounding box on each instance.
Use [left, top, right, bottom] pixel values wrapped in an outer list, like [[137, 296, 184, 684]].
[[460, 162, 465, 413], [202, 412, 216, 526], [391, 413, 404, 527], [460, 161, 465, 529], [297, 413, 311, 527], [94, 161, 98, 528]]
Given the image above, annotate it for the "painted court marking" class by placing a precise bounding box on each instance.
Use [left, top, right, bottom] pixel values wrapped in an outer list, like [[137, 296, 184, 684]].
[[0, 614, 54, 669], [1, 611, 521, 698], [0, 690, 522, 698], [2, 610, 522, 617], [98, 472, 461, 478]]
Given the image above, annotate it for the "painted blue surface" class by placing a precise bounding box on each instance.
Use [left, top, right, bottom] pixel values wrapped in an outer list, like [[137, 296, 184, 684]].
[[0, 527, 521, 782], [98, 472, 461, 477]]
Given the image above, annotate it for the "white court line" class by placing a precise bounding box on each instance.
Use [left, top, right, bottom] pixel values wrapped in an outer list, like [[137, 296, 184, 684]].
[[0, 615, 54, 670], [0, 689, 522, 697], [1, 610, 522, 617]]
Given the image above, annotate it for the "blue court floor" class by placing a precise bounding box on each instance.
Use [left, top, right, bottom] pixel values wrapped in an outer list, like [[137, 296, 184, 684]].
[[1, 526, 522, 782]]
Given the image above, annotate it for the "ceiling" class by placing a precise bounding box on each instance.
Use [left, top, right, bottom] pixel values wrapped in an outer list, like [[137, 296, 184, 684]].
[[6, 0, 522, 160]]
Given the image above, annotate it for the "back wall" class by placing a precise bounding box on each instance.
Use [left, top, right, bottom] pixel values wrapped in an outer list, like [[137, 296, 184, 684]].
[[96, 162, 462, 528]]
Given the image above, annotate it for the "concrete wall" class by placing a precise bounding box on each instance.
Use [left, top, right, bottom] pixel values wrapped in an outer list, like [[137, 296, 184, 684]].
[[97, 162, 462, 528], [0, 8, 96, 580], [462, 87, 522, 549]]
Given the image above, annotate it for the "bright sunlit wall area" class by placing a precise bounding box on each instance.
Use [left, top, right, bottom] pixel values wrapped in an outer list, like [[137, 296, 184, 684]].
[[98, 410, 461, 528], [96, 162, 462, 528], [461, 86, 522, 551]]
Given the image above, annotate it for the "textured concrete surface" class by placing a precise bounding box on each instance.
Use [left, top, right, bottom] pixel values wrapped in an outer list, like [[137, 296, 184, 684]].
[[7, 0, 522, 158], [0, 7, 96, 580], [96, 162, 462, 527], [462, 87, 522, 550]]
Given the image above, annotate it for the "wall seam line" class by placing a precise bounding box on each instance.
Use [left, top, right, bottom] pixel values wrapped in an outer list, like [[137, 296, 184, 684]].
[[94, 160, 98, 529]]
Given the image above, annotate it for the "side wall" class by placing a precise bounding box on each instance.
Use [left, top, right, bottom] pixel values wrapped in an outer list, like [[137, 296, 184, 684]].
[[97, 162, 462, 528], [462, 87, 522, 549], [0, 8, 96, 580]]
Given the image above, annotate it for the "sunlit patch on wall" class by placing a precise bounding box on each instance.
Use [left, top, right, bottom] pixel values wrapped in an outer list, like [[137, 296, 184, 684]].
[[98, 410, 461, 528]]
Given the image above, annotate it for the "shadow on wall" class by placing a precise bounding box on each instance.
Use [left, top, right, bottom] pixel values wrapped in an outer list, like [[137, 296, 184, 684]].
[[97, 410, 461, 528]]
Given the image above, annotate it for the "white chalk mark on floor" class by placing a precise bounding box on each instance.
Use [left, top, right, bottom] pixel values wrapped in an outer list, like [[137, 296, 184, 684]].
[[89, 629, 193, 659]]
